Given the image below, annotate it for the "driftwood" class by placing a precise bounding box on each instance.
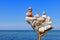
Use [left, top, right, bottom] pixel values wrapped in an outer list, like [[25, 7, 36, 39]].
[[26, 18, 52, 40], [31, 26, 52, 40]]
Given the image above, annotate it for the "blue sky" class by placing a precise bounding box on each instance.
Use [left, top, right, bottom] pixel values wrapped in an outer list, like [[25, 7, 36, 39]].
[[0, 0, 60, 30]]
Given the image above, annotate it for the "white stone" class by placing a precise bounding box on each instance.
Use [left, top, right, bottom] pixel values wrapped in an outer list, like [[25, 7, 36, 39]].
[[39, 27, 44, 33]]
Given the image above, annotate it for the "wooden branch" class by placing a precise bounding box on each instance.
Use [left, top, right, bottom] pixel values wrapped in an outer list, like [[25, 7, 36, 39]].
[[26, 20, 52, 40]]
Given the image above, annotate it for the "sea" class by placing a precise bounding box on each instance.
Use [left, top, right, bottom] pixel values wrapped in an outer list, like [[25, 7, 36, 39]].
[[0, 30, 60, 40]]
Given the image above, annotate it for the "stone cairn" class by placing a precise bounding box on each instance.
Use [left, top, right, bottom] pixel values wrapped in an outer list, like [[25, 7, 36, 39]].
[[25, 7, 52, 40]]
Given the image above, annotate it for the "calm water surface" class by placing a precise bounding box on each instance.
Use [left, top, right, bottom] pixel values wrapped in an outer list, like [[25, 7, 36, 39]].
[[0, 30, 60, 40]]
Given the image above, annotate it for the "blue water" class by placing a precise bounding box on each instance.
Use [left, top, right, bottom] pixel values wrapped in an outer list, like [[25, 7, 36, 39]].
[[0, 30, 60, 40]]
